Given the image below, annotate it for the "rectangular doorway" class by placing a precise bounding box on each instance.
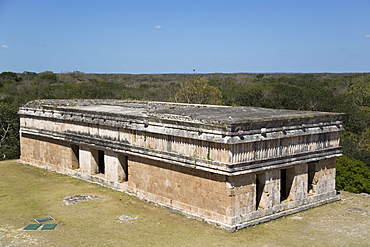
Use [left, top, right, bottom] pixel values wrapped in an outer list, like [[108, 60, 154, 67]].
[[118, 154, 128, 182], [280, 168, 294, 202], [97, 150, 105, 174], [255, 173, 265, 210], [308, 162, 317, 194], [71, 144, 79, 170]]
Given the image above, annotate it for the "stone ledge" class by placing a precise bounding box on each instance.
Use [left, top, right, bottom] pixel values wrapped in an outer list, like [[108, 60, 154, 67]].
[[229, 196, 340, 231], [122, 187, 340, 232], [19, 107, 343, 143], [19, 99, 344, 138], [21, 128, 342, 175]]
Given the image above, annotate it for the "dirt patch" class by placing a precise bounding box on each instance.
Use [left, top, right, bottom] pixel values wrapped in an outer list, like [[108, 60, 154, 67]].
[[0, 226, 44, 246]]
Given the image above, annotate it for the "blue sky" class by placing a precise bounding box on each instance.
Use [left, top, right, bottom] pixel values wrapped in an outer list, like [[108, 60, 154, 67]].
[[1, 0, 369, 74]]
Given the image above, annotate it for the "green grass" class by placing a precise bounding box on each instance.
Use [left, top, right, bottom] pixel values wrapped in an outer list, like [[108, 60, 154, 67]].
[[1, 160, 369, 246]]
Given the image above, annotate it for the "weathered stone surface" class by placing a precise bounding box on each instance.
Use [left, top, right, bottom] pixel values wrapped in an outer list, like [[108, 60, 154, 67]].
[[63, 195, 105, 205], [19, 99, 344, 231]]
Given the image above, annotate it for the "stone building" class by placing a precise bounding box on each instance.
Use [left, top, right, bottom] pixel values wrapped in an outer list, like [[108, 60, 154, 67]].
[[19, 99, 343, 231]]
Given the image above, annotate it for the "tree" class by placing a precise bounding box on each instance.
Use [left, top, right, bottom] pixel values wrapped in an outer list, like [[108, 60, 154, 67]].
[[174, 77, 223, 105], [336, 156, 370, 193], [349, 77, 370, 107], [235, 88, 265, 107], [0, 103, 20, 160], [38, 71, 58, 83], [255, 74, 264, 81], [0, 71, 20, 81]]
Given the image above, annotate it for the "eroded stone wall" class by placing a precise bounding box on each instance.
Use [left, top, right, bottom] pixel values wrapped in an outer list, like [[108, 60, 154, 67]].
[[20, 116, 230, 163], [128, 156, 231, 223], [20, 133, 71, 173]]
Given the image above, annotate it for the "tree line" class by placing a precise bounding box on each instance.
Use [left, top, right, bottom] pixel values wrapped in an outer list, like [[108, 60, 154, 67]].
[[0, 71, 369, 193]]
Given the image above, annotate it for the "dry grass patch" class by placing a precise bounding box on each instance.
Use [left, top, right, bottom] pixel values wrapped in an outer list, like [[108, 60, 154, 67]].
[[0, 160, 369, 246]]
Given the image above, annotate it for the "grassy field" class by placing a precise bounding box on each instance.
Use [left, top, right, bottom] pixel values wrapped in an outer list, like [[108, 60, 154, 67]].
[[0, 160, 369, 246]]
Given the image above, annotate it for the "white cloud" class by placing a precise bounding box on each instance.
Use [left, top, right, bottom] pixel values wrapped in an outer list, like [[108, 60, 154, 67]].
[[364, 35, 370, 38], [1, 45, 10, 49], [152, 25, 162, 30]]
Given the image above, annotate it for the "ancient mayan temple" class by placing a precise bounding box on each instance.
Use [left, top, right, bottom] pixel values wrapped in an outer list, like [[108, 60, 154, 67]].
[[19, 99, 343, 231]]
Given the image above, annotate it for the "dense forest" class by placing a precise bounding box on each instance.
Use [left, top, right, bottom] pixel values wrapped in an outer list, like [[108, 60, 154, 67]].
[[0, 71, 369, 193]]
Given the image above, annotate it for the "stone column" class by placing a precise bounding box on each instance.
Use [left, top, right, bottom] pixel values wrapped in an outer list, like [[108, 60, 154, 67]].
[[290, 163, 308, 201], [259, 170, 280, 208], [316, 158, 336, 194], [79, 146, 98, 175], [104, 151, 119, 182]]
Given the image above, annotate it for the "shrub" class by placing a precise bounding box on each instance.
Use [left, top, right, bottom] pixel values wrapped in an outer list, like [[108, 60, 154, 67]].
[[336, 155, 370, 193]]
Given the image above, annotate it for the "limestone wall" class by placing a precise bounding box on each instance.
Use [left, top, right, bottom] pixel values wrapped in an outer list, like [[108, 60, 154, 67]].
[[20, 133, 71, 173], [226, 157, 337, 226], [128, 156, 231, 223]]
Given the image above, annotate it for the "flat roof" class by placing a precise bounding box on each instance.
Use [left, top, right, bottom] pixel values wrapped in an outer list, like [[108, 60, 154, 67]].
[[21, 99, 343, 129]]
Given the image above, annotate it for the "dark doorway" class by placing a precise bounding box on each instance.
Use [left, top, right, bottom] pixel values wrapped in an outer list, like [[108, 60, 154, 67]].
[[97, 150, 105, 174], [255, 173, 265, 210], [308, 162, 317, 194], [280, 169, 287, 201], [118, 154, 128, 182], [71, 144, 79, 170], [280, 168, 294, 202]]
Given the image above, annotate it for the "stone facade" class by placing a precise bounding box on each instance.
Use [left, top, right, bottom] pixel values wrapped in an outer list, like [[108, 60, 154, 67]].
[[19, 99, 343, 231]]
